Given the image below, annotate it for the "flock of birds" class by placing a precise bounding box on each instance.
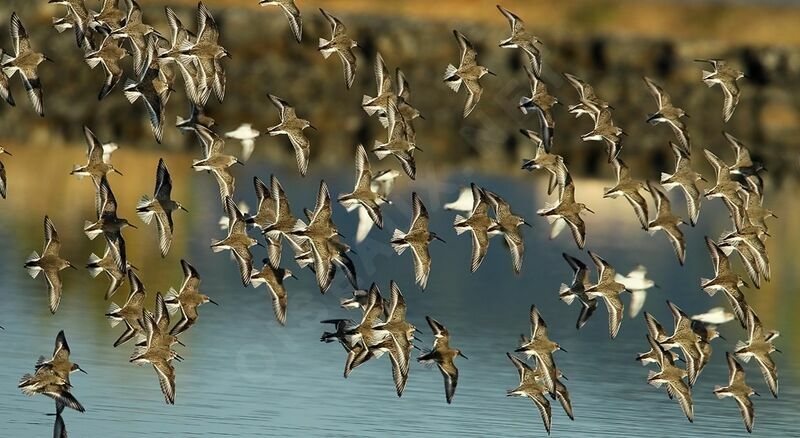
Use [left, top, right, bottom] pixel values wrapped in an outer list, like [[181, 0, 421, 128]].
[[0, 1, 782, 435]]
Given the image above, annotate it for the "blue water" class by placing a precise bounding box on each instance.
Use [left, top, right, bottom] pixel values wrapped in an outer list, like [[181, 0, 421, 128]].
[[0, 153, 795, 437]]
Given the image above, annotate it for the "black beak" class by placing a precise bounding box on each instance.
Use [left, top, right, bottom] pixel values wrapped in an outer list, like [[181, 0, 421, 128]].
[[209, 299, 219, 306]]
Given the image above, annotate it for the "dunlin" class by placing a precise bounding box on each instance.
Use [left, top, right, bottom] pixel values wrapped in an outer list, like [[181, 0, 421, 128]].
[[106, 269, 147, 347], [2, 13, 50, 116], [537, 175, 594, 249], [558, 252, 597, 330], [355, 169, 399, 243], [250, 258, 295, 326], [338, 144, 385, 228], [24, 216, 77, 314], [453, 183, 496, 272], [110, 0, 160, 76], [418, 316, 467, 404], [563, 72, 611, 121], [734, 308, 779, 398], [518, 65, 557, 151], [362, 52, 396, 118], [647, 181, 686, 265], [603, 158, 649, 229], [391, 192, 445, 289], [267, 93, 314, 176], [643, 76, 690, 153], [289, 181, 339, 292], [520, 129, 568, 196], [86, 244, 129, 299], [211, 196, 258, 286], [122, 34, 166, 143], [166, 259, 218, 335], [644, 334, 694, 422], [70, 126, 123, 185], [485, 190, 530, 274], [701, 236, 749, 326], [696, 59, 744, 122], [515, 305, 565, 393], [581, 107, 624, 162], [84, 176, 135, 272], [372, 102, 418, 179], [19, 368, 84, 413], [497, 5, 543, 75], [259, 0, 302, 42], [714, 352, 757, 433], [585, 251, 630, 339], [444, 30, 495, 118], [84, 35, 127, 100], [318, 8, 358, 89], [136, 158, 187, 257], [661, 300, 703, 386], [192, 126, 239, 201], [660, 142, 704, 226], [506, 353, 553, 434]]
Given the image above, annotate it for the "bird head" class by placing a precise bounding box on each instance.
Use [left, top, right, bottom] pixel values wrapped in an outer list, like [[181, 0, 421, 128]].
[[71, 363, 88, 374]]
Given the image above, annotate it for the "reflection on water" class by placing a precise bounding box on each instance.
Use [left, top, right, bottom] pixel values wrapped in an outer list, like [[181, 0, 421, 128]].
[[0, 145, 796, 436]]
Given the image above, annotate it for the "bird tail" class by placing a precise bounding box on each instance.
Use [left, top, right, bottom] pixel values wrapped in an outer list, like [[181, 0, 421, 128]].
[[86, 253, 104, 277], [25, 251, 41, 278], [361, 95, 378, 115], [647, 371, 662, 388], [84, 55, 101, 69], [210, 239, 226, 252], [734, 342, 750, 360], [164, 287, 181, 314], [84, 221, 103, 240], [390, 229, 407, 254], [18, 374, 35, 393], [453, 215, 467, 233], [713, 385, 726, 399], [372, 145, 391, 160], [558, 284, 576, 304], [123, 79, 139, 103], [136, 196, 155, 224], [443, 64, 461, 91], [699, 280, 716, 296], [318, 38, 332, 56], [105, 303, 122, 327]]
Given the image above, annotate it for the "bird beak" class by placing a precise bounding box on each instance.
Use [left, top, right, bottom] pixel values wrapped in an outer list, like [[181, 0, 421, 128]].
[[79, 367, 88, 374], [753, 391, 761, 396], [1, 150, 11, 156], [458, 352, 469, 360], [718, 334, 726, 341], [487, 70, 497, 76], [68, 263, 78, 270], [289, 273, 298, 280], [128, 223, 138, 229], [176, 339, 186, 347], [585, 208, 596, 214], [209, 299, 219, 306], [113, 168, 123, 176], [523, 221, 533, 228], [433, 235, 446, 243], [308, 125, 318, 131], [44, 56, 54, 63], [415, 328, 423, 334], [128, 264, 139, 271], [775, 348, 783, 353], [560, 374, 568, 381], [180, 206, 189, 212], [559, 346, 567, 353], [418, 114, 426, 120], [255, 241, 266, 247], [235, 159, 245, 166]]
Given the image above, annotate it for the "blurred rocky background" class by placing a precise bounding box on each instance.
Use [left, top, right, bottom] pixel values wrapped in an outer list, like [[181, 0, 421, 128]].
[[0, 0, 798, 183]]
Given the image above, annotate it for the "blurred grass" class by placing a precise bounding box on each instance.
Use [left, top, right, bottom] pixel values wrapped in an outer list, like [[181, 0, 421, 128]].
[[148, 0, 800, 47]]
